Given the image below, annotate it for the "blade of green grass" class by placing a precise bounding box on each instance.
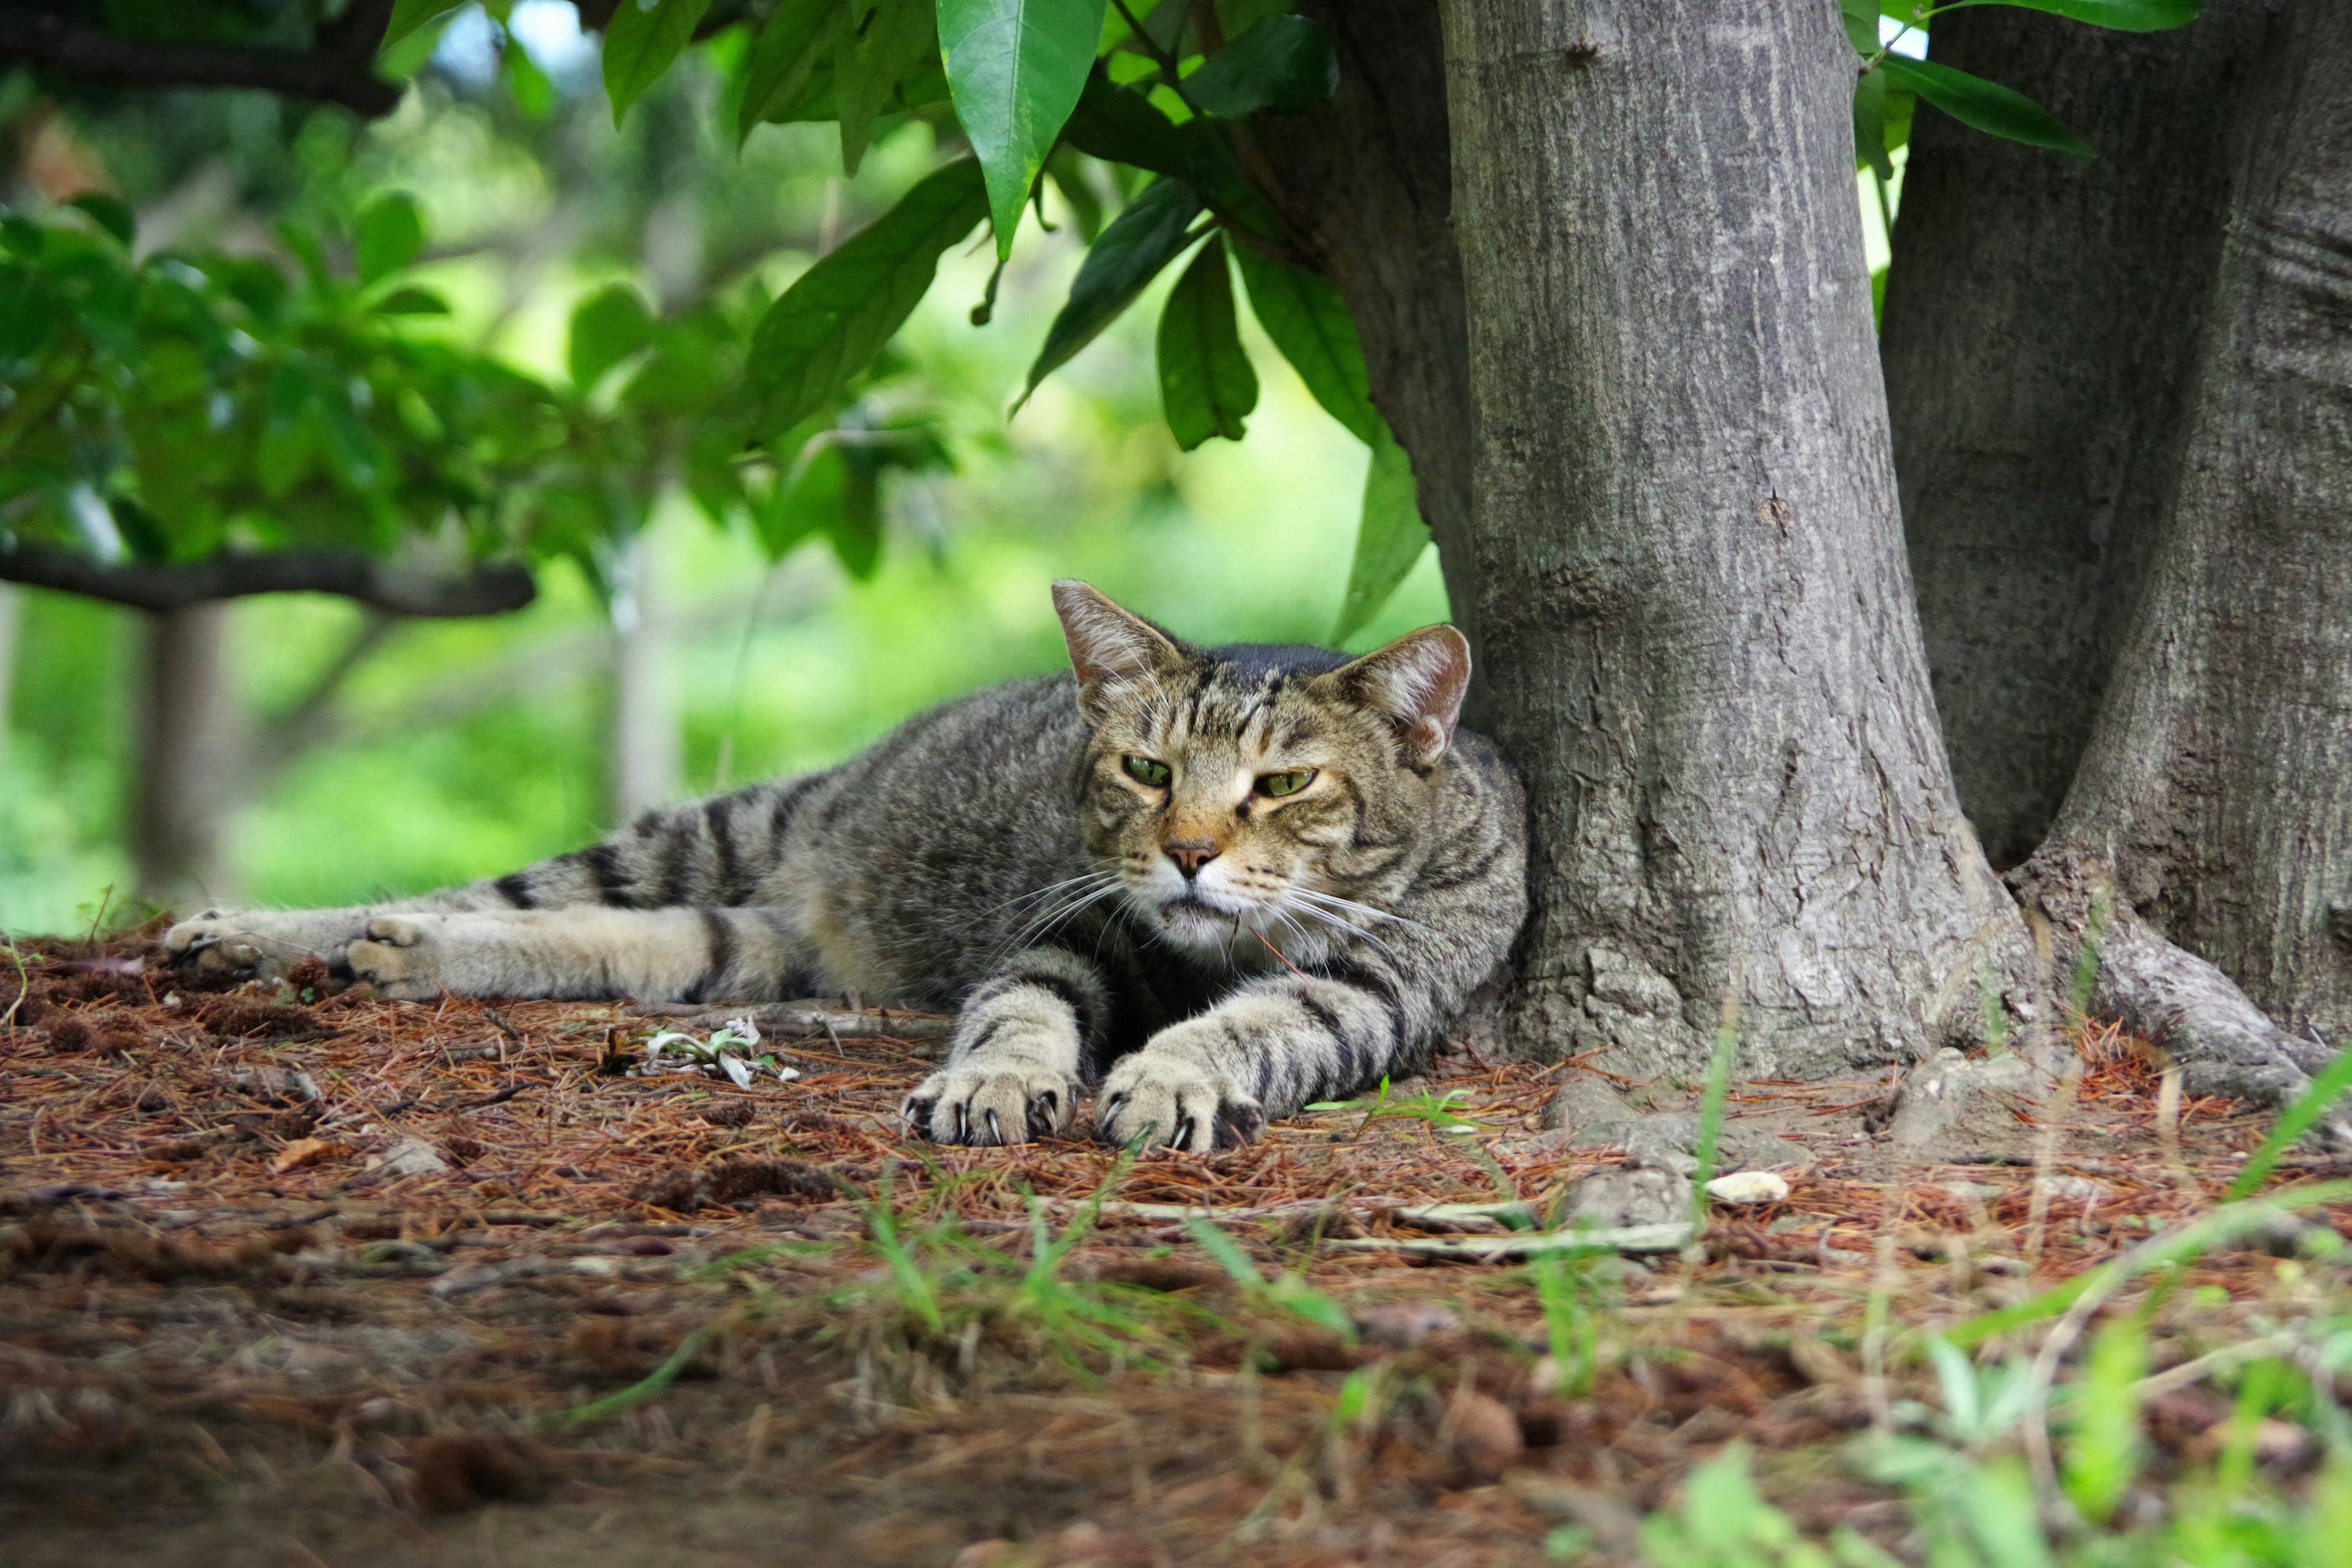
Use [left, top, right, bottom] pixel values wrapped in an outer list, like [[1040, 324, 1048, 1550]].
[[1946, 1182, 2352, 1349], [2227, 1038, 2352, 1200]]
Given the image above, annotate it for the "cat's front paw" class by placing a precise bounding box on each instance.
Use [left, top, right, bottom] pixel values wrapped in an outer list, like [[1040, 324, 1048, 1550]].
[[1095, 1045, 1264, 1153], [165, 910, 357, 979], [903, 1062, 1077, 1146], [345, 915, 444, 1001]]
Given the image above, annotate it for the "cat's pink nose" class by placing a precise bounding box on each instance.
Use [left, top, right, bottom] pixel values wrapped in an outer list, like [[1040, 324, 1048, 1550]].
[[1164, 839, 1221, 878]]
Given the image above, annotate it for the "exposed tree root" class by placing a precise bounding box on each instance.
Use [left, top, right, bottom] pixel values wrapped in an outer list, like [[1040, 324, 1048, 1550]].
[[2010, 850, 2348, 1148]]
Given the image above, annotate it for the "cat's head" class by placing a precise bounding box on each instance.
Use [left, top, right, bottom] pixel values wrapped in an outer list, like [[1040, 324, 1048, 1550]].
[[1051, 580, 1470, 957]]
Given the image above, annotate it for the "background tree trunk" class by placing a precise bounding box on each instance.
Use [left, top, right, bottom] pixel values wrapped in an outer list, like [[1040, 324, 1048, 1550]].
[[131, 603, 240, 908], [1437, 0, 2019, 1076], [608, 532, 682, 824], [1251, 1, 1480, 685], [0, 582, 20, 771], [1879, 2, 2282, 868], [2018, 0, 2352, 1114]]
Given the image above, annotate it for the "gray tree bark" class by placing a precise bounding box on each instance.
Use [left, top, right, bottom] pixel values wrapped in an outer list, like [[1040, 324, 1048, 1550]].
[[1879, 2, 2283, 868], [2013, 0, 2352, 1127], [131, 603, 241, 908], [1434, 0, 2021, 1078]]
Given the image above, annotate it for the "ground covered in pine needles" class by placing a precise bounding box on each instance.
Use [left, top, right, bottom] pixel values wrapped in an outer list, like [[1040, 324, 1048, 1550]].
[[5, 922, 2351, 1567]]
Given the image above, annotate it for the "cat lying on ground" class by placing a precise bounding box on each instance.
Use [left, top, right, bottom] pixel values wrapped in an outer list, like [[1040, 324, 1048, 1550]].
[[165, 582, 1528, 1151]]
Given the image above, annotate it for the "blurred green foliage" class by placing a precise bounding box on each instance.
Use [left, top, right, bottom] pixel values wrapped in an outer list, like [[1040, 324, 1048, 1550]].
[[0, 21, 1442, 931]]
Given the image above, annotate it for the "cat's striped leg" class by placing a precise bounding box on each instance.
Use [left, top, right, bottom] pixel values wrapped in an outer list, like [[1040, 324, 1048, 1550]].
[[1095, 959, 1427, 1153], [904, 949, 1109, 1147], [339, 907, 814, 1002]]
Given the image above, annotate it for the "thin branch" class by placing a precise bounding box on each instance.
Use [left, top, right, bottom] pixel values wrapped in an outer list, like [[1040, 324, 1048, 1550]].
[[0, 541, 537, 617], [246, 611, 404, 790], [0, 2, 404, 118]]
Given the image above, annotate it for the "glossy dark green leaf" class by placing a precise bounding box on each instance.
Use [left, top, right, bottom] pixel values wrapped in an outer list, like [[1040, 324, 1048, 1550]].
[[1332, 422, 1427, 642], [938, 0, 1110, 262], [568, 282, 656, 390], [374, 285, 452, 315], [1838, 0, 1882, 53], [1878, 55, 2094, 159], [68, 194, 135, 248], [355, 192, 425, 284], [1231, 245, 1378, 444], [1062, 72, 1279, 238], [1981, 0, 2201, 31], [1853, 70, 1893, 178], [0, 274, 53, 359], [1156, 236, 1256, 450], [737, 0, 842, 139], [835, 0, 940, 175], [1183, 15, 1338, 119], [383, 0, 467, 50], [745, 159, 989, 435], [605, 0, 714, 129], [1015, 176, 1201, 410]]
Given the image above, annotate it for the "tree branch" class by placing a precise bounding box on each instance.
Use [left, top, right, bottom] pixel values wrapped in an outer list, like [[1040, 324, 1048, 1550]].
[[0, 542, 537, 617], [0, 2, 404, 119]]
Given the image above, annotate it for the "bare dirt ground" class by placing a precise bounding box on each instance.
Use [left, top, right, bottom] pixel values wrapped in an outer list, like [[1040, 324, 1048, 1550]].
[[3, 924, 2342, 1566]]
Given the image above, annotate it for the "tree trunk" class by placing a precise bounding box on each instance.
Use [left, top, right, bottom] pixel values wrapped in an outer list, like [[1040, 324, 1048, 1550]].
[[1250, 1, 1482, 684], [131, 603, 240, 908], [609, 532, 682, 823], [1436, 0, 2021, 1077], [0, 582, 20, 771], [1879, 2, 2283, 869], [2016, 0, 2352, 1120]]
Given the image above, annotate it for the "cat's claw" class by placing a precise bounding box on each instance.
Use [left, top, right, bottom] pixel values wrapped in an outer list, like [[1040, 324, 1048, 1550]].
[[904, 1065, 1077, 1147], [1093, 1050, 1264, 1153]]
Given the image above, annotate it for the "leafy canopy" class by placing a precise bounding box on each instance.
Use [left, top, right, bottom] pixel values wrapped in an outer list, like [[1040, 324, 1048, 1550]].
[[2, 0, 2207, 628]]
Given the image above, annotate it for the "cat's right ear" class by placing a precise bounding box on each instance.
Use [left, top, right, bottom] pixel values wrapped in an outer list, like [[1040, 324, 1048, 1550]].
[[1052, 580, 1185, 723]]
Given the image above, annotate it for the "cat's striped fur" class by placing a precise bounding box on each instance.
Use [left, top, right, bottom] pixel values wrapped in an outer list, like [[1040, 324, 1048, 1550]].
[[165, 582, 1528, 1150]]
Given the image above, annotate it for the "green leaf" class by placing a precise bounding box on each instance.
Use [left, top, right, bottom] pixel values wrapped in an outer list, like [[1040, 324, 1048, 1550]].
[[738, 0, 842, 139], [373, 285, 451, 315], [568, 282, 656, 390], [1838, 0, 1882, 52], [355, 192, 425, 284], [605, 0, 714, 129], [2227, 1035, 2352, 1199], [1966, 0, 2201, 31], [505, 34, 556, 119], [1155, 236, 1256, 450], [745, 158, 989, 435], [1044, 147, 1104, 241], [1231, 245, 1378, 443], [1854, 69, 1893, 179], [0, 274, 53, 359], [1015, 175, 1200, 410], [1877, 55, 2094, 160], [938, 0, 1111, 262], [1332, 423, 1426, 643], [67, 194, 135, 248], [835, 0, 940, 175], [383, 0, 467, 50], [1183, 15, 1338, 119]]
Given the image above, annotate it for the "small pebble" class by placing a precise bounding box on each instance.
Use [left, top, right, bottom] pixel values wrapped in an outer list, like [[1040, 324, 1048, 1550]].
[[1704, 1170, 1789, 1205]]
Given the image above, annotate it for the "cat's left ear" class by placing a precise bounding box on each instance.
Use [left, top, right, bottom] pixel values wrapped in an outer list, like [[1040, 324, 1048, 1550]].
[[1321, 625, 1471, 768]]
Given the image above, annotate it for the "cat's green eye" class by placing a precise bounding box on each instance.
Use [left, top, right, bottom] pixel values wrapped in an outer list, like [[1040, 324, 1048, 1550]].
[[1122, 755, 1173, 788], [1254, 769, 1317, 798]]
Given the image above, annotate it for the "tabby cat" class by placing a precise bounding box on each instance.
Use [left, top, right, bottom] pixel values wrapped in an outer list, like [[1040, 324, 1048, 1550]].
[[165, 582, 1528, 1150]]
